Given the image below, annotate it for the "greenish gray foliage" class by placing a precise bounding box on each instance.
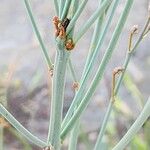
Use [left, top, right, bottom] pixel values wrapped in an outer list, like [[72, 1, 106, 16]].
[[0, 0, 150, 150]]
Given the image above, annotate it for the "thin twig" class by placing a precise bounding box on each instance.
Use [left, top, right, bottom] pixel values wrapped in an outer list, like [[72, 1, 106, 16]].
[[112, 97, 150, 150], [94, 13, 150, 149], [23, 0, 53, 69], [0, 104, 47, 148]]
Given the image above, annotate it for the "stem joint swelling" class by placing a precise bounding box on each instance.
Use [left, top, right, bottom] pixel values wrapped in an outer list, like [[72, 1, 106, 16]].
[[53, 16, 75, 51]]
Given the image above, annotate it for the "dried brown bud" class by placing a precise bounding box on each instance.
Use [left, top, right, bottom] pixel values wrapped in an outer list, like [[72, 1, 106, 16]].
[[130, 25, 139, 34], [65, 39, 75, 51], [113, 67, 124, 75], [72, 82, 79, 91]]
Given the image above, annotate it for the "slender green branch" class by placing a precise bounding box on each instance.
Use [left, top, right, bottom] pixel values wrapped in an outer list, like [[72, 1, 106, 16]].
[[8, 128, 32, 150], [68, 59, 78, 82], [68, 119, 80, 150], [47, 39, 69, 150], [112, 97, 150, 150], [23, 0, 53, 69], [82, 0, 106, 77], [61, 0, 72, 20], [94, 15, 150, 149], [66, 0, 89, 34], [53, 0, 59, 15], [81, 0, 119, 91], [61, 0, 134, 140], [59, 0, 65, 18], [61, 0, 121, 130], [74, 0, 113, 43], [0, 104, 47, 148], [0, 126, 3, 150]]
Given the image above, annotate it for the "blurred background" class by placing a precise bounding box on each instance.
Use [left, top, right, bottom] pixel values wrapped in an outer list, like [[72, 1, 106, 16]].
[[0, 0, 150, 149]]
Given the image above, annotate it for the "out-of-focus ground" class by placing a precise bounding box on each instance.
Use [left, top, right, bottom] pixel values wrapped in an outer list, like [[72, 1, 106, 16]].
[[0, 0, 150, 149]]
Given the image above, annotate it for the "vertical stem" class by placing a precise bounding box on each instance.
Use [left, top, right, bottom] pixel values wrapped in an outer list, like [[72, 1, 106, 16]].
[[53, 0, 59, 15], [0, 126, 3, 150], [68, 119, 80, 150], [61, 0, 72, 20], [59, 0, 65, 18], [47, 40, 69, 150]]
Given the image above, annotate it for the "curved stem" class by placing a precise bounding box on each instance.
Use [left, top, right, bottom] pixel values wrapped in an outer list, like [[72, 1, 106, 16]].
[[61, 0, 134, 140], [0, 104, 47, 148], [23, 0, 53, 69], [112, 97, 150, 150]]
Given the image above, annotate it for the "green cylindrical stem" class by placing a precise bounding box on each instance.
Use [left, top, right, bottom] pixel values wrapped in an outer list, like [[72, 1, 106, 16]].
[[0, 104, 47, 148], [112, 97, 150, 150], [23, 0, 53, 69], [47, 40, 69, 150], [74, 0, 113, 43], [0, 126, 3, 150], [66, 0, 89, 34], [61, 0, 134, 140], [61, 0, 128, 130]]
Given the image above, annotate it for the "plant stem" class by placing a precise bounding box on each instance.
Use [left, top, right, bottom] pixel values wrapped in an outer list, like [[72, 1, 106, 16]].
[[0, 126, 3, 150], [53, 0, 59, 15], [112, 97, 150, 150], [23, 0, 53, 69], [66, 0, 89, 34], [74, 0, 113, 43], [8, 128, 32, 150], [59, 0, 65, 18], [61, 0, 134, 140], [0, 104, 47, 148], [68, 58, 78, 82], [47, 39, 69, 150], [94, 102, 113, 149], [68, 119, 80, 150], [62, 0, 119, 130], [61, 0, 72, 20], [82, 0, 105, 77], [94, 15, 150, 149]]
